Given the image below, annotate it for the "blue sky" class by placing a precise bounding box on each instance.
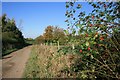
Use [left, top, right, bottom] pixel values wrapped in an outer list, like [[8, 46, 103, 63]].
[[2, 2, 93, 39]]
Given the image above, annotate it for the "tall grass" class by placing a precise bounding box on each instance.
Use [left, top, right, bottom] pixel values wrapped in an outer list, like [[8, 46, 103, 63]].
[[23, 45, 81, 78], [23, 45, 40, 78]]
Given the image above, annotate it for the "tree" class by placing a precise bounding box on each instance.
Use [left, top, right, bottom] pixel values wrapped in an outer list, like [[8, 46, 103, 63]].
[[35, 26, 67, 46], [43, 26, 54, 45], [53, 26, 67, 43], [1, 14, 25, 54], [35, 35, 44, 44], [53, 26, 67, 49]]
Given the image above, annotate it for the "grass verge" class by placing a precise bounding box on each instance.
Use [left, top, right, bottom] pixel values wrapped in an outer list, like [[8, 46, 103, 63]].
[[23, 45, 82, 78], [23, 45, 40, 78]]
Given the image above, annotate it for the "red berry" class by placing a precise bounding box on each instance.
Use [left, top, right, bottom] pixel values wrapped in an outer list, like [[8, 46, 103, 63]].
[[86, 34, 88, 37], [88, 47, 90, 50], [100, 36, 104, 41], [110, 26, 112, 28], [89, 24, 92, 27], [79, 49, 82, 53], [92, 16, 94, 19]]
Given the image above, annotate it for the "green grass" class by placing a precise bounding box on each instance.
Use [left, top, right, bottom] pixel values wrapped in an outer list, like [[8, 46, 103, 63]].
[[23, 46, 40, 78], [23, 45, 56, 78], [2, 42, 31, 57], [2, 48, 18, 57]]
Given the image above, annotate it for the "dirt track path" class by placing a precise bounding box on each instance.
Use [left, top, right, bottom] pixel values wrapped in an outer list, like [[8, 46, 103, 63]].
[[2, 46, 32, 78]]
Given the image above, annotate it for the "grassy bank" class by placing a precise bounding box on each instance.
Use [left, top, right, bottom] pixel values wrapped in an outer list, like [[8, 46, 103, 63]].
[[23, 45, 40, 78], [2, 48, 18, 56], [23, 45, 82, 78], [2, 42, 32, 57], [23, 45, 120, 79]]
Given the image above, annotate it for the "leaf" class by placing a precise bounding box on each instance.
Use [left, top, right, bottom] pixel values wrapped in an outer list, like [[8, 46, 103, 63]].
[[86, 41, 89, 46], [80, 45, 84, 49], [76, 23, 81, 28], [92, 4, 96, 8], [91, 41, 96, 44], [66, 4, 69, 8], [73, 9, 76, 13], [73, 18, 75, 20], [64, 30, 69, 35], [70, 2, 74, 6], [77, 4, 82, 9], [67, 15, 70, 18], [72, 29, 76, 35], [79, 27, 84, 34], [91, 55, 94, 59], [67, 24, 69, 26], [65, 20, 68, 22]]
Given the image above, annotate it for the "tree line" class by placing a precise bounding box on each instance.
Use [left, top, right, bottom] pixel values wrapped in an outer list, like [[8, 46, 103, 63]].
[[35, 26, 67, 47], [1, 14, 25, 56]]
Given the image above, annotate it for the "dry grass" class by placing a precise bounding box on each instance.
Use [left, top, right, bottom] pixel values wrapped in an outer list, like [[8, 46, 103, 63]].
[[24, 45, 82, 78]]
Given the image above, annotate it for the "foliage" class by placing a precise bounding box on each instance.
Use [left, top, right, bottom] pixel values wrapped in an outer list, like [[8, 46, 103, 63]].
[[35, 26, 67, 45], [32, 1, 120, 79], [35, 35, 44, 44], [43, 26, 54, 44], [1, 14, 25, 55], [53, 26, 67, 45], [59, 1, 120, 79], [25, 38, 34, 45]]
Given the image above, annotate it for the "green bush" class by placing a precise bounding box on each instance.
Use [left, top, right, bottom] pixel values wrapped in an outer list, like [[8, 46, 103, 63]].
[[60, 1, 120, 79]]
